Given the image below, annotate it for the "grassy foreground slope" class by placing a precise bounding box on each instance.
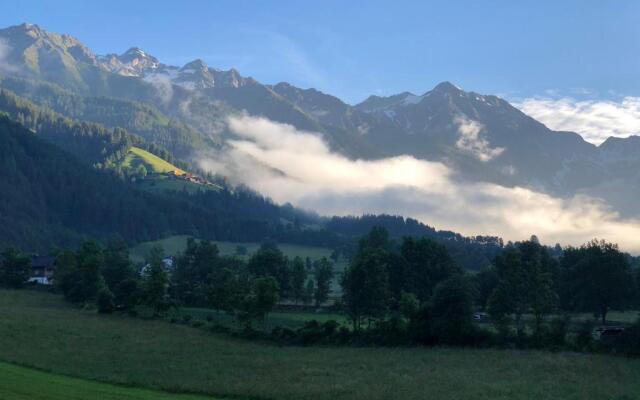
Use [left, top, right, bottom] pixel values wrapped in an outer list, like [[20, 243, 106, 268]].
[[0, 362, 215, 400], [1, 290, 640, 400]]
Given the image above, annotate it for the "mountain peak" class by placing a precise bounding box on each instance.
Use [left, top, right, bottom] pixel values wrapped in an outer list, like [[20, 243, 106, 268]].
[[118, 47, 158, 63], [123, 47, 146, 56], [18, 22, 41, 31], [432, 81, 463, 93], [181, 59, 208, 71]]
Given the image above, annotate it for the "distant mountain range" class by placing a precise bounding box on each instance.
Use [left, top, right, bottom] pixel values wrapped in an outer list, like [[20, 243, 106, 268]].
[[1, 22, 639, 218]]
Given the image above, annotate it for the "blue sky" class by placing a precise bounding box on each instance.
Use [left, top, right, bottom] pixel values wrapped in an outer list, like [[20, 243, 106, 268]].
[[2, 0, 639, 104]]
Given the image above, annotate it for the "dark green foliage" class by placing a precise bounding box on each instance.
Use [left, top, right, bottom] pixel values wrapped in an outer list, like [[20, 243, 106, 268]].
[[54, 250, 79, 299], [97, 287, 115, 314], [303, 279, 314, 305], [489, 240, 558, 336], [342, 229, 391, 329], [173, 239, 220, 306], [327, 215, 503, 271], [113, 278, 141, 310], [236, 276, 279, 329], [0, 88, 137, 167], [290, 256, 307, 304], [472, 268, 498, 311], [398, 291, 419, 319], [611, 319, 640, 356], [313, 258, 333, 307], [430, 275, 474, 344], [54, 241, 106, 304], [248, 243, 291, 298], [560, 240, 635, 324], [399, 237, 460, 302], [102, 238, 135, 292], [143, 245, 170, 315], [0, 248, 30, 288], [207, 267, 238, 313]]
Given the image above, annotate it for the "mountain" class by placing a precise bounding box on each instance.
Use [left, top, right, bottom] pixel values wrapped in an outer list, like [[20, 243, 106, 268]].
[[1, 23, 640, 217], [354, 82, 606, 193], [98, 47, 164, 77]]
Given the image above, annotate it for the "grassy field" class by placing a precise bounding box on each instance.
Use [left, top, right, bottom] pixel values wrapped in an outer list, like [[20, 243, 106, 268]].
[[1, 290, 640, 400], [122, 146, 185, 174], [0, 361, 215, 400], [129, 235, 343, 265]]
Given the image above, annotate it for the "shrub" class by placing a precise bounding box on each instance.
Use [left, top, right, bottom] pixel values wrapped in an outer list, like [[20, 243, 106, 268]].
[[545, 315, 571, 348], [97, 288, 115, 314], [573, 319, 595, 352]]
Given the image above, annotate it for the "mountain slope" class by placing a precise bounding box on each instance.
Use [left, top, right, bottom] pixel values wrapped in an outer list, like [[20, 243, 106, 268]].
[[2, 23, 640, 216], [0, 115, 333, 250]]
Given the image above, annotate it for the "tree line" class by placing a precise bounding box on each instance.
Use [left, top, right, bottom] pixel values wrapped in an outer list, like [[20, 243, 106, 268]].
[[0, 238, 335, 331], [2, 228, 639, 353], [339, 229, 640, 350]]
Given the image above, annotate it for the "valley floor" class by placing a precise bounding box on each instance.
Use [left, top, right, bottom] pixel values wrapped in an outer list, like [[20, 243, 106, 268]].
[[1, 289, 639, 400]]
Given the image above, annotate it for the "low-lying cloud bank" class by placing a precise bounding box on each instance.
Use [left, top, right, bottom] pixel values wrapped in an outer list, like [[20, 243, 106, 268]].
[[514, 96, 640, 145], [199, 115, 640, 252]]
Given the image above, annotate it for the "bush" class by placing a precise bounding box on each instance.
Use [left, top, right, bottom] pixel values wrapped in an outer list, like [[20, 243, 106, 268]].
[[430, 275, 474, 345], [97, 288, 115, 314], [608, 320, 640, 356], [190, 320, 205, 328], [573, 319, 595, 352], [545, 316, 571, 348]]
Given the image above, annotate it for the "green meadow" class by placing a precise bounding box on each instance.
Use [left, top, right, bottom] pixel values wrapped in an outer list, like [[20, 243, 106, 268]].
[[1, 290, 639, 400], [129, 235, 345, 267], [0, 361, 216, 400]]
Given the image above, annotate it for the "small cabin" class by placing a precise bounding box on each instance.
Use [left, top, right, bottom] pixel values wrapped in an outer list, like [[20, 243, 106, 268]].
[[29, 256, 56, 285]]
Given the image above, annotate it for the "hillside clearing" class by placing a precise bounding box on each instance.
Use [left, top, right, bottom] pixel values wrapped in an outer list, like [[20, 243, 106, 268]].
[[1, 290, 639, 400], [122, 146, 185, 174]]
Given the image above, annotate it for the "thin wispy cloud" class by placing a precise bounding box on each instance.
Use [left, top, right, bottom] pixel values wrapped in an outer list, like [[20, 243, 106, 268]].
[[455, 116, 504, 162], [514, 96, 640, 145], [265, 31, 330, 90], [199, 115, 640, 252]]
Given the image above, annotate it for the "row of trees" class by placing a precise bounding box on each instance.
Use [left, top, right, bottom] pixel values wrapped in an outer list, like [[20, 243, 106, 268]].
[[2, 238, 335, 330], [340, 228, 640, 345], [3, 228, 639, 349], [487, 238, 638, 335], [172, 239, 334, 324]]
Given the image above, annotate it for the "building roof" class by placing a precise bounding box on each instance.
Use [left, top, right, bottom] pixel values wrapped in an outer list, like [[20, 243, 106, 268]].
[[31, 255, 56, 269]]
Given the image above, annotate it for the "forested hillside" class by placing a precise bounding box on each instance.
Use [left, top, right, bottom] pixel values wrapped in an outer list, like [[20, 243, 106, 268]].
[[0, 76, 212, 159], [0, 116, 325, 251]]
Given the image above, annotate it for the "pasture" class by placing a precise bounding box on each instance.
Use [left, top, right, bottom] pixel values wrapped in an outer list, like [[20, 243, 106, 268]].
[[0, 361, 215, 400], [129, 235, 343, 266], [1, 290, 639, 400], [122, 146, 185, 174]]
